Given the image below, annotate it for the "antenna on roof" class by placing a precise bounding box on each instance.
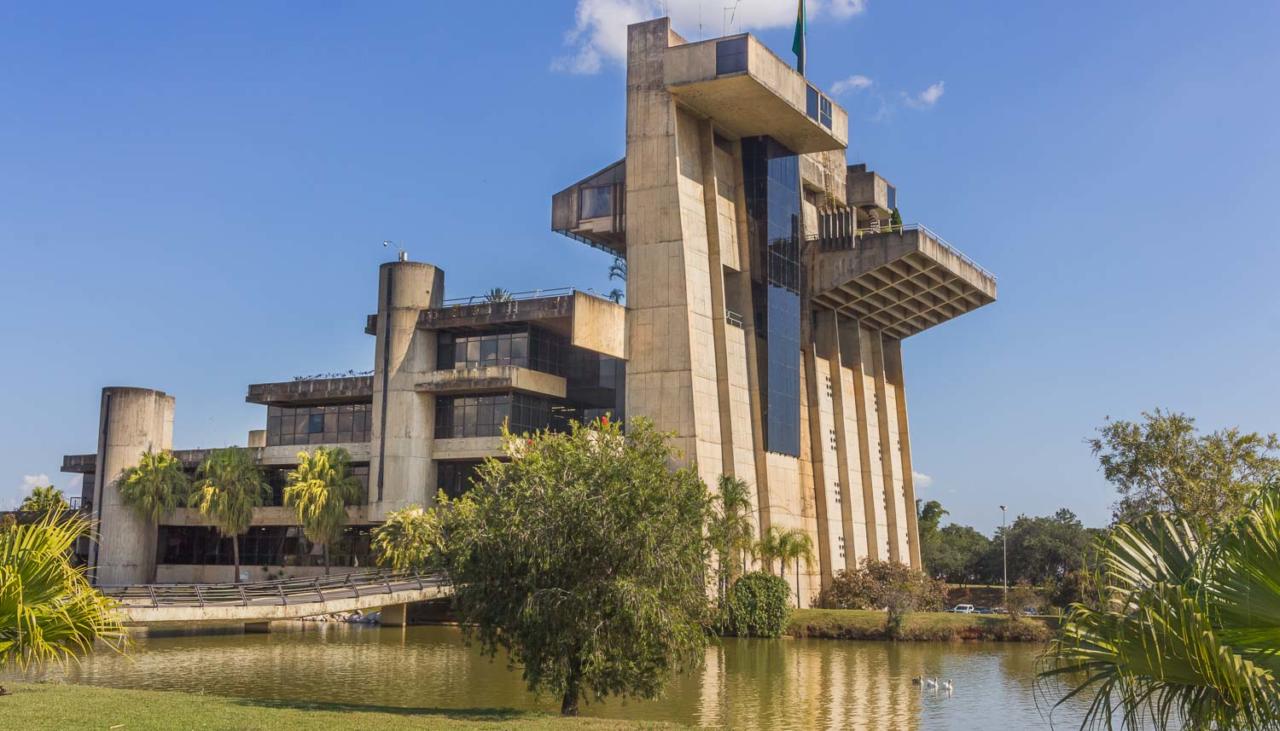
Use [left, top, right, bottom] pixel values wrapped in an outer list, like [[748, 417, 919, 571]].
[[383, 240, 408, 262], [723, 2, 740, 35]]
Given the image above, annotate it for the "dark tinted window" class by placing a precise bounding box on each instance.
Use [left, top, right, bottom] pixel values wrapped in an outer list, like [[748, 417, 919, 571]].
[[579, 186, 613, 219], [819, 96, 832, 129], [806, 85, 820, 120], [716, 37, 747, 75], [266, 403, 373, 446]]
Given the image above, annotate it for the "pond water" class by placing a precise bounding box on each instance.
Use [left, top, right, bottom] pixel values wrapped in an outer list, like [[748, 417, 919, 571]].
[[11, 624, 1092, 729]]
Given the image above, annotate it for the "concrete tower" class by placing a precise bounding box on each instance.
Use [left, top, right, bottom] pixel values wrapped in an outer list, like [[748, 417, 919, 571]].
[[91, 386, 174, 586], [368, 260, 444, 521]]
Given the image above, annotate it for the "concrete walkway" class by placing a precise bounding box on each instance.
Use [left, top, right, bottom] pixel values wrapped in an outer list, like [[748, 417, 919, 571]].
[[100, 569, 451, 626]]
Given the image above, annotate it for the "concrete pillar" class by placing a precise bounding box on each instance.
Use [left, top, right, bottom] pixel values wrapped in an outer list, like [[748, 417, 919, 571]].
[[247, 429, 266, 448], [91, 387, 175, 586], [369, 260, 443, 522], [380, 603, 408, 627]]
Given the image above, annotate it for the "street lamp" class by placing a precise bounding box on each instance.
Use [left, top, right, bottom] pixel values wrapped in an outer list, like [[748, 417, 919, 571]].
[[1000, 505, 1008, 611]]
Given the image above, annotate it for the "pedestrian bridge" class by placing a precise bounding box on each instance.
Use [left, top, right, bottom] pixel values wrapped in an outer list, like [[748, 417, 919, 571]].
[[101, 569, 451, 627]]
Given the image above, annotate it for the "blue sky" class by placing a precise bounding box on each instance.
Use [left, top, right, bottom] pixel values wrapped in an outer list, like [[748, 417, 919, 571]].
[[2, 1, 1278, 533]]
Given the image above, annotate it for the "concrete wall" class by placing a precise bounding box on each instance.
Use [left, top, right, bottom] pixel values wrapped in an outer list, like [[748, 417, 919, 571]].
[[369, 261, 443, 521], [92, 387, 174, 586]]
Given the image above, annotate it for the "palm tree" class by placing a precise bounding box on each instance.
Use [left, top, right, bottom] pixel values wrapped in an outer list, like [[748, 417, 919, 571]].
[[608, 256, 627, 283], [0, 511, 126, 680], [607, 288, 625, 304], [284, 447, 361, 575], [710, 475, 754, 598], [1042, 487, 1280, 730], [484, 287, 512, 303], [189, 447, 269, 583], [754, 526, 784, 576], [117, 449, 188, 582], [19, 485, 68, 516], [371, 504, 443, 572], [775, 527, 816, 608]]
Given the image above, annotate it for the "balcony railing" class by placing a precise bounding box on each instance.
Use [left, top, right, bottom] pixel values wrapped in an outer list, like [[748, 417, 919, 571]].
[[810, 221, 996, 283], [441, 288, 618, 307]]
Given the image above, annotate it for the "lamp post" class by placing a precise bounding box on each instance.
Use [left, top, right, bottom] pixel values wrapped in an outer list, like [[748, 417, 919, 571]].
[[1000, 505, 1008, 611]]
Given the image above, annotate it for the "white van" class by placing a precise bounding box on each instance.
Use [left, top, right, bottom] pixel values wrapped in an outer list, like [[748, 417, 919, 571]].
[[951, 604, 976, 614]]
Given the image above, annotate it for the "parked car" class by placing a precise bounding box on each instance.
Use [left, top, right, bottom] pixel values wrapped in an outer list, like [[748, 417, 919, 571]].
[[951, 604, 975, 614]]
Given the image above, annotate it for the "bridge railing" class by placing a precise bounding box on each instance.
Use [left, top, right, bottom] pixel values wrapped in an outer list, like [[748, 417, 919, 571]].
[[100, 569, 448, 609]]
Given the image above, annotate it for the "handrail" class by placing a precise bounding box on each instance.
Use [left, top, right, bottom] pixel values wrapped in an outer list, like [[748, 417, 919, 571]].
[[443, 287, 577, 306], [99, 569, 448, 609]]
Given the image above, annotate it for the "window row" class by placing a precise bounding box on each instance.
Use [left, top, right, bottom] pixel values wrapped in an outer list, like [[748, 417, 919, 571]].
[[806, 84, 833, 130], [437, 326, 567, 375], [266, 403, 372, 447], [156, 525, 374, 568], [434, 393, 574, 439]]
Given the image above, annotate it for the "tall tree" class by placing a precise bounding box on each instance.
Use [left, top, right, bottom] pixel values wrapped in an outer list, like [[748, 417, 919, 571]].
[[774, 527, 815, 608], [982, 509, 1093, 585], [0, 512, 126, 681], [18, 485, 68, 516], [929, 524, 992, 584], [117, 449, 188, 581], [283, 447, 361, 575], [1043, 486, 1280, 729], [437, 418, 713, 716], [189, 447, 269, 583], [709, 474, 754, 600], [1090, 409, 1280, 529]]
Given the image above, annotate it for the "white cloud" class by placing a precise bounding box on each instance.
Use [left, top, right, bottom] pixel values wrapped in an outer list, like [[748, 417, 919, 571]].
[[831, 74, 873, 95], [554, 0, 870, 74], [10, 473, 50, 509], [912, 470, 934, 489], [904, 81, 945, 109]]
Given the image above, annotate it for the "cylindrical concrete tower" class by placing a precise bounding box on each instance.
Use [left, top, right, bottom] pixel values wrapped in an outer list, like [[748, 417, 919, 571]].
[[369, 260, 443, 522], [91, 387, 174, 586]]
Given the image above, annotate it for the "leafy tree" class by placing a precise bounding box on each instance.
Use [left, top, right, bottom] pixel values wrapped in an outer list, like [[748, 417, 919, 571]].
[[0, 512, 126, 682], [916, 499, 949, 576], [18, 485, 68, 516], [284, 447, 361, 575], [929, 524, 992, 584], [982, 509, 1093, 585], [189, 447, 269, 583], [1090, 409, 1280, 529], [718, 572, 790, 638], [709, 474, 754, 600], [889, 207, 903, 230], [372, 504, 443, 571], [816, 558, 946, 612], [436, 418, 713, 716], [1043, 486, 1280, 729], [117, 449, 188, 581]]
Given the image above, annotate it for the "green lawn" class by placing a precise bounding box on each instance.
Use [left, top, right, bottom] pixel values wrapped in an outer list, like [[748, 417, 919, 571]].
[[787, 608, 1054, 641], [0, 682, 680, 730]]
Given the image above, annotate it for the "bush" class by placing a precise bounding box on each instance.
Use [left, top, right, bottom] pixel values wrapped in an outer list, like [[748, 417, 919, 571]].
[[816, 559, 946, 612], [719, 572, 791, 638]]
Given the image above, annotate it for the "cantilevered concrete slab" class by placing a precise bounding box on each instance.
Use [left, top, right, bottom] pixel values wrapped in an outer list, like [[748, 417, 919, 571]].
[[812, 226, 997, 339], [419, 291, 625, 359], [664, 35, 848, 154], [246, 376, 373, 406], [416, 365, 567, 398], [551, 159, 626, 256]]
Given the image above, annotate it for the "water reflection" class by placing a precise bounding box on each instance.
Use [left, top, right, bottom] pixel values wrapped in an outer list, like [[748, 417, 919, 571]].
[[7, 624, 1087, 729]]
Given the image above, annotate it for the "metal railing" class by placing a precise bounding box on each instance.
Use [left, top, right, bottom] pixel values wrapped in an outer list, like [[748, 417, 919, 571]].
[[100, 569, 447, 609], [808, 222, 997, 283], [442, 287, 578, 306], [725, 309, 745, 328]]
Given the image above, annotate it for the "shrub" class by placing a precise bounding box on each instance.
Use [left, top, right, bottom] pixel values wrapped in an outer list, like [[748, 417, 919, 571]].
[[719, 571, 791, 638], [816, 559, 946, 612]]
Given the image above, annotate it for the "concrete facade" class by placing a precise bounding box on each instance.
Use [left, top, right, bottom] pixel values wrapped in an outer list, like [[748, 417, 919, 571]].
[[58, 19, 993, 601]]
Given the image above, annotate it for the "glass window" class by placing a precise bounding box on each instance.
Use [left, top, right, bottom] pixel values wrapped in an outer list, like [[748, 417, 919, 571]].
[[579, 186, 613, 219], [806, 85, 820, 120], [716, 37, 747, 75], [819, 96, 832, 129]]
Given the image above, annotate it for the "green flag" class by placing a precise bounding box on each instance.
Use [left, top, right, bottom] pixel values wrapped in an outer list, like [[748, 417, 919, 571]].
[[792, 0, 806, 76]]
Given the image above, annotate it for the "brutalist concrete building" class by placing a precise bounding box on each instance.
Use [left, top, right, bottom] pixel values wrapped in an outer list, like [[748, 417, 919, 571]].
[[62, 19, 995, 604]]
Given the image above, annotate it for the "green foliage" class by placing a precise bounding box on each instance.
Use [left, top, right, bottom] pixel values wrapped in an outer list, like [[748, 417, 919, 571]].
[[981, 509, 1097, 585], [484, 287, 512, 303], [1042, 485, 1280, 729], [0, 512, 126, 670], [753, 526, 815, 607], [436, 418, 713, 716], [708, 475, 754, 600], [815, 559, 946, 613], [608, 256, 627, 283], [718, 572, 790, 638], [189, 447, 269, 582], [284, 447, 361, 574], [1006, 581, 1040, 618], [1090, 409, 1280, 529], [117, 449, 189, 525], [18, 485, 68, 516], [889, 207, 903, 229], [928, 524, 992, 583], [372, 503, 444, 571]]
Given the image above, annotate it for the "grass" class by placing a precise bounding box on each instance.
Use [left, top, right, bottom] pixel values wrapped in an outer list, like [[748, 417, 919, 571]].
[[787, 608, 1054, 642], [0, 682, 681, 730]]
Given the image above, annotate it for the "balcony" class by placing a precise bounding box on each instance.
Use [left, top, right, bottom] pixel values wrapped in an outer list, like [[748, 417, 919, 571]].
[[551, 159, 626, 256], [246, 376, 374, 406], [416, 366, 567, 399], [664, 35, 847, 154], [811, 224, 997, 339]]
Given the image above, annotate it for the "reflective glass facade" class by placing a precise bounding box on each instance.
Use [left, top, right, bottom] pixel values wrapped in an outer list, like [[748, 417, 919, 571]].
[[742, 136, 802, 457], [266, 403, 371, 446], [437, 326, 567, 375], [156, 525, 373, 568]]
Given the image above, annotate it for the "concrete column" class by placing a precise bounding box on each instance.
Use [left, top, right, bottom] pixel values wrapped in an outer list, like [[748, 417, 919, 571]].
[[92, 387, 174, 586], [884, 339, 922, 568], [380, 603, 408, 627], [369, 261, 443, 522]]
